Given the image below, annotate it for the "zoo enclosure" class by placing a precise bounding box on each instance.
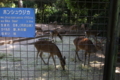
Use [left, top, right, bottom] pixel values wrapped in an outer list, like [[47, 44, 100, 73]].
[[0, 0, 120, 80]]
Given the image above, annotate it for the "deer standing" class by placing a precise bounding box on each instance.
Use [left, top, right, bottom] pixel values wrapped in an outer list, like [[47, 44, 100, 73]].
[[69, 25, 78, 32], [47, 21, 63, 41], [53, 21, 57, 27], [35, 26, 43, 36], [50, 29, 63, 41], [81, 24, 101, 40], [73, 37, 103, 65], [85, 30, 101, 40], [43, 29, 63, 41], [29, 40, 66, 70]]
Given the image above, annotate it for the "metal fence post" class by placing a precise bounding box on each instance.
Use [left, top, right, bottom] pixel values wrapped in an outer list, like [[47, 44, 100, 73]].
[[103, 0, 120, 80]]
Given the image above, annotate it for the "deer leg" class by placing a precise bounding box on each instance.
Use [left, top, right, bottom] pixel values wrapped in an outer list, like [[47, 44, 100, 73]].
[[75, 50, 78, 62], [52, 33, 55, 42], [47, 55, 51, 65], [35, 30, 37, 36], [88, 53, 90, 66], [75, 49, 82, 62], [51, 33, 55, 42], [39, 51, 47, 65], [36, 51, 40, 65], [84, 51, 87, 66], [49, 32, 52, 40], [93, 36, 97, 42], [51, 55, 57, 70]]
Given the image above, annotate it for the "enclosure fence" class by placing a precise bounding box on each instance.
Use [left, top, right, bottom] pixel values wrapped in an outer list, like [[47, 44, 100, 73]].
[[0, 0, 120, 80]]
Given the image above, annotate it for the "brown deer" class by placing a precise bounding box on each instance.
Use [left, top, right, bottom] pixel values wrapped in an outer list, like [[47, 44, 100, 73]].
[[49, 21, 58, 27], [81, 24, 86, 30], [81, 24, 101, 40], [29, 40, 66, 70], [85, 30, 101, 40], [69, 25, 78, 32], [50, 29, 63, 41], [73, 36, 103, 65], [35, 26, 43, 36], [53, 21, 57, 27]]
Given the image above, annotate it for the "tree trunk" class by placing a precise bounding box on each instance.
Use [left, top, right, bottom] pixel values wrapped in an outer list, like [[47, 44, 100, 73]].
[[18, 0, 23, 8]]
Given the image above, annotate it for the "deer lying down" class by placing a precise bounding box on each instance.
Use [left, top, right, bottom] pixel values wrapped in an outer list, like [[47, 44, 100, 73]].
[[28, 40, 66, 70], [73, 37, 103, 65]]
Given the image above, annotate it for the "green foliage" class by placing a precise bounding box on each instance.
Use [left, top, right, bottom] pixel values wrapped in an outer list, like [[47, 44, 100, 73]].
[[0, 0, 109, 30], [4, 2, 16, 8], [0, 2, 4, 7], [23, 1, 36, 8], [0, 0, 16, 8], [64, 0, 109, 29], [0, 53, 7, 59]]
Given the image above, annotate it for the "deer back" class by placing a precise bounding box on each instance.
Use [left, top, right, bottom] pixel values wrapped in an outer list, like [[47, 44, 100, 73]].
[[34, 40, 66, 70], [85, 30, 100, 37], [74, 37, 97, 53], [70, 25, 78, 30], [93, 39, 104, 51], [50, 30, 58, 36], [34, 40, 60, 55]]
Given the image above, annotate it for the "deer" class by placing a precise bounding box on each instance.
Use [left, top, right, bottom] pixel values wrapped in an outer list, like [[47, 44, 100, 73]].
[[85, 30, 101, 40], [28, 40, 66, 70], [73, 36, 103, 66], [53, 21, 57, 27], [35, 26, 43, 36], [45, 21, 63, 41], [50, 29, 63, 42], [69, 25, 78, 32], [49, 21, 58, 27], [43, 28, 63, 42], [81, 24, 101, 40]]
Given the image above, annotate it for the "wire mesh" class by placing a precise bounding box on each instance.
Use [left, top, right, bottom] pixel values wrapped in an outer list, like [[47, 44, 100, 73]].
[[0, 0, 119, 80]]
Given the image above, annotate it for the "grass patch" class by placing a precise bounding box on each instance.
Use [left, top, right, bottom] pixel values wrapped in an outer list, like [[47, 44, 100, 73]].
[[1, 71, 13, 77], [91, 61, 99, 64], [70, 77, 86, 80], [7, 54, 13, 56], [77, 64, 92, 72], [1, 71, 19, 80], [55, 40, 62, 43], [0, 53, 7, 59], [0, 53, 12, 59], [70, 58, 75, 62], [36, 65, 54, 71], [71, 48, 75, 51], [8, 57, 22, 62], [42, 54, 47, 58], [61, 70, 70, 76]]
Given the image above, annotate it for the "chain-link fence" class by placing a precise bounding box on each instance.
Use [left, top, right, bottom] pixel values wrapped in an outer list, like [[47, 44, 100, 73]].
[[0, 0, 119, 80]]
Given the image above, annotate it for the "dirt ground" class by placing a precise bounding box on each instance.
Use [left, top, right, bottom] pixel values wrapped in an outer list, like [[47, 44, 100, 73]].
[[0, 24, 119, 80]]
